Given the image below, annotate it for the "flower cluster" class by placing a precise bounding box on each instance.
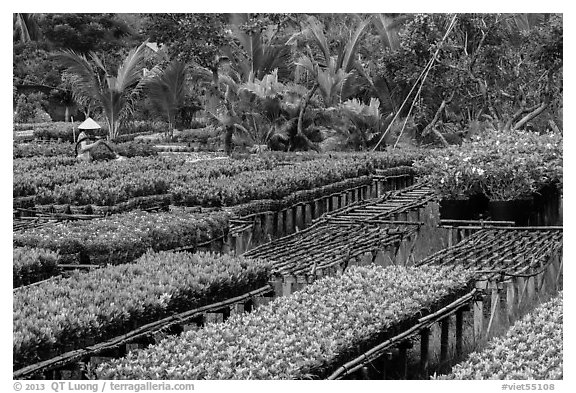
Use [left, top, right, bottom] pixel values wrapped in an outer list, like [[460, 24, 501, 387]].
[[96, 265, 473, 380], [415, 129, 562, 201], [13, 251, 271, 369], [444, 292, 563, 380], [13, 247, 61, 287]]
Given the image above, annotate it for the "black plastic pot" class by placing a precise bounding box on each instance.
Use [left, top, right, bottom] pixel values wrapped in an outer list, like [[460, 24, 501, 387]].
[[532, 185, 562, 226], [488, 198, 534, 225], [440, 198, 472, 220]]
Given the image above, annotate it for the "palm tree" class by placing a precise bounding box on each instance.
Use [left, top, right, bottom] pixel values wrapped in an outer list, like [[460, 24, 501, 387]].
[[54, 41, 149, 140], [13, 13, 41, 43], [145, 60, 187, 138], [290, 15, 373, 107], [285, 15, 372, 148], [227, 13, 293, 82]]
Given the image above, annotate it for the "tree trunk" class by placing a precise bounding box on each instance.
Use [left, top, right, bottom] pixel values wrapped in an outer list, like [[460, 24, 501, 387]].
[[224, 125, 234, 155], [504, 103, 540, 131], [419, 93, 453, 147], [64, 106, 70, 122], [513, 101, 548, 131]]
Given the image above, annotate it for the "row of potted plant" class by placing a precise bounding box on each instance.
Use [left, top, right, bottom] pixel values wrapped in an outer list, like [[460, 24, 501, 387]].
[[13, 247, 61, 288], [13, 154, 283, 199], [13, 120, 170, 142], [96, 265, 473, 380], [15, 153, 419, 208], [13, 250, 271, 369], [443, 292, 563, 380], [414, 129, 562, 201], [13, 210, 229, 265]]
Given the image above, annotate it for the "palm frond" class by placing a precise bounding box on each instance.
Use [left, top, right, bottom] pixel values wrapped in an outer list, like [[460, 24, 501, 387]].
[[295, 55, 317, 75], [301, 16, 331, 64], [340, 16, 373, 72], [373, 14, 406, 51], [54, 50, 103, 101], [115, 41, 148, 92], [145, 60, 187, 126]]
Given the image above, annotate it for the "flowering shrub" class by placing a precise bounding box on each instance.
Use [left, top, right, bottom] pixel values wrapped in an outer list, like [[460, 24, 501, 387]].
[[13, 251, 270, 368], [13, 247, 61, 287], [96, 265, 473, 380], [415, 129, 562, 201], [443, 292, 563, 380], [13, 210, 229, 265]]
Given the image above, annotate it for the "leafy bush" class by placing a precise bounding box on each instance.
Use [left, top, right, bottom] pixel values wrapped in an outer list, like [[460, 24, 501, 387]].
[[13, 247, 61, 287], [443, 292, 563, 380], [13, 251, 271, 368], [96, 265, 473, 379], [415, 129, 562, 200], [13, 93, 50, 123]]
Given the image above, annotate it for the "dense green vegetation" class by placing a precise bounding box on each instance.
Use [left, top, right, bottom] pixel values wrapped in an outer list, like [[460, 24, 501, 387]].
[[14, 13, 562, 153], [96, 265, 473, 379], [12, 13, 563, 381], [443, 292, 563, 380], [13, 251, 270, 368]]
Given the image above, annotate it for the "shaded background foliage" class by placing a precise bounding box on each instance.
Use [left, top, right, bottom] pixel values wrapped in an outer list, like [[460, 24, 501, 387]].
[[13, 13, 562, 152]]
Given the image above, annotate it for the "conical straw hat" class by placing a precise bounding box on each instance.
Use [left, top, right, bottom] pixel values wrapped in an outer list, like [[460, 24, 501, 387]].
[[78, 117, 101, 130]]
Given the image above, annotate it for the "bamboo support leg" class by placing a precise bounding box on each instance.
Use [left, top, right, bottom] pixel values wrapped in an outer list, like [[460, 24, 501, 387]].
[[332, 195, 340, 211], [440, 317, 450, 373], [233, 234, 244, 255], [420, 327, 430, 379], [340, 192, 348, 208], [473, 299, 484, 344], [304, 203, 313, 226], [455, 309, 464, 358], [295, 204, 304, 231], [527, 276, 536, 302], [270, 276, 283, 297], [486, 284, 501, 338], [282, 275, 296, 296], [398, 341, 411, 379], [276, 211, 285, 238], [285, 207, 294, 234], [506, 280, 517, 324], [264, 213, 274, 241]]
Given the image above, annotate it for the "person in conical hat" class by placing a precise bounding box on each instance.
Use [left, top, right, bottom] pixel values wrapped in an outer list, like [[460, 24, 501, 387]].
[[76, 118, 104, 162]]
